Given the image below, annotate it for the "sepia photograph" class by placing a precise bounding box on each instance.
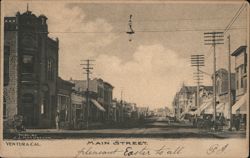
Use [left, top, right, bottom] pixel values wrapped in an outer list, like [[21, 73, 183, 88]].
[[0, 0, 249, 157]]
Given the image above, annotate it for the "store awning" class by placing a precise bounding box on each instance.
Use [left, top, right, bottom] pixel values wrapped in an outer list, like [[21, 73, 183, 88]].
[[204, 106, 214, 114], [232, 94, 247, 114], [204, 102, 228, 114], [216, 103, 225, 113], [199, 98, 213, 113], [71, 94, 86, 105], [91, 99, 106, 112]]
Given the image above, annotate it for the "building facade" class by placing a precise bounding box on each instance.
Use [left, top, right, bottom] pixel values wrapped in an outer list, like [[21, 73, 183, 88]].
[[71, 91, 86, 129], [172, 84, 213, 120], [172, 85, 196, 120], [231, 46, 247, 116], [214, 68, 236, 119], [71, 78, 113, 122], [4, 10, 59, 128], [57, 77, 74, 129]]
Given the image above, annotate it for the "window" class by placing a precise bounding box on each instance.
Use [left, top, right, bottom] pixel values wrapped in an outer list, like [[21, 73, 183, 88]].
[[98, 87, 104, 98], [236, 69, 239, 89], [239, 65, 244, 88], [4, 46, 10, 86], [244, 52, 247, 73], [41, 94, 48, 116], [3, 97, 7, 119], [47, 58, 54, 80], [104, 89, 108, 101], [41, 104, 44, 114], [22, 55, 34, 73], [241, 77, 244, 88], [216, 80, 220, 94], [58, 95, 68, 121]]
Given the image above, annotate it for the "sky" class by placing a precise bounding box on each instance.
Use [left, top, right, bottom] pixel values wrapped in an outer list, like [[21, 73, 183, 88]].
[[3, 0, 248, 109]]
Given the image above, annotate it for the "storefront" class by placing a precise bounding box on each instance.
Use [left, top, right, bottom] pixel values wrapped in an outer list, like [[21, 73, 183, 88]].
[[232, 94, 247, 130], [90, 99, 106, 122], [71, 93, 85, 129], [232, 94, 247, 114]]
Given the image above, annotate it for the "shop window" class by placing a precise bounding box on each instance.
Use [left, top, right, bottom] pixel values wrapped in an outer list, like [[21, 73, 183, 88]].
[[76, 108, 81, 120], [47, 58, 54, 81], [41, 94, 48, 116], [41, 103, 44, 114], [60, 110, 66, 121], [22, 55, 34, 73]]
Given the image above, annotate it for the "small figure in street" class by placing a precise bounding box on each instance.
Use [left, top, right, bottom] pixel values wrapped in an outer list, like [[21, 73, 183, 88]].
[[192, 115, 197, 127], [13, 115, 25, 132], [56, 111, 60, 130], [218, 113, 225, 131], [234, 113, 241, 131]]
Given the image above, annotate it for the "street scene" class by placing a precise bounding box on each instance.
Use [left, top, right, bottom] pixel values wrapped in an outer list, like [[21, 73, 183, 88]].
[[2, 1, 248, 139]]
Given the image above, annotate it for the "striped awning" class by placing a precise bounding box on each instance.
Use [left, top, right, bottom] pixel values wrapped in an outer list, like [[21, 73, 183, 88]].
[[91, 99, 106, 112], [232, 94, 247, 114], [216, 103, 226, 113], [199, 98, 213, 113]]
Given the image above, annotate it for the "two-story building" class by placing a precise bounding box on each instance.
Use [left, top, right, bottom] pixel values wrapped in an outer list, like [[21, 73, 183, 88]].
[[4, 9, 59, 128], [57, 77, 74, 129], [172, 84, 213, 120], [212, 68, 236, 119], [231, 46, 247, 129], [70, 78, 111, 123], [71, 91, 86, 129]]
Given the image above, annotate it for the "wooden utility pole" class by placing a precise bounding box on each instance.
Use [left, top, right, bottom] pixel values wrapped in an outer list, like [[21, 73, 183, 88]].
[[227, 35, 232, 130], [191, 55, 205, 115], [81, 59, 94, 129], [204, 32, 224, 122], [120, 89, 124, 122]]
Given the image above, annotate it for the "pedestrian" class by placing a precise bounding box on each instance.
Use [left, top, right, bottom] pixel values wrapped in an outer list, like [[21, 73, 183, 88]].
[[56, 111, 60, 130], [234, 114, 241, 131], [193, 115, 197, 127]]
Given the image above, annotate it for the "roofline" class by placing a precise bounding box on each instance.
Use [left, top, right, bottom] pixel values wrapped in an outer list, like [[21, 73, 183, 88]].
[[231, 46, 247, 56]]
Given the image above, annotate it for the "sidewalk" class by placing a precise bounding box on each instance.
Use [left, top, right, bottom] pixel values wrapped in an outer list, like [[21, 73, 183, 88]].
[[3, 126, 246, 139]]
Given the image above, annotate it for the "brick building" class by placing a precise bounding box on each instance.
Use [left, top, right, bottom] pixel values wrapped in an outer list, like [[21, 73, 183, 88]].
[[4, 10, 59, 128]]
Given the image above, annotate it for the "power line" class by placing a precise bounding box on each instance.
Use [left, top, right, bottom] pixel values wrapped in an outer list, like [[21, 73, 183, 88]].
[[45, 27, 246, 34], [95, 17, 246, 24], [224, 2, 247, 33]]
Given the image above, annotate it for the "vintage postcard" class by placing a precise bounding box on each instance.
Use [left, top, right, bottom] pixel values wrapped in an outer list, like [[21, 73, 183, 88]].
[[0, 0, 249, 157]]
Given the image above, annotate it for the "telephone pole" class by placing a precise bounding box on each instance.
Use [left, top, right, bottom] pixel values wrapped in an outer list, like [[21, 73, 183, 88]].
[[191, 55, 205, 115], [81, 59, 95, 129], [120, 88, 124, 122], [227, 35, 232, 130], [204, 32, 224, 122]]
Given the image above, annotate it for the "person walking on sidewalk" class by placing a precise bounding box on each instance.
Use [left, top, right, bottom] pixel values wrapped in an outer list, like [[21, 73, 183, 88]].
[[234, 113, 241, 131]]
